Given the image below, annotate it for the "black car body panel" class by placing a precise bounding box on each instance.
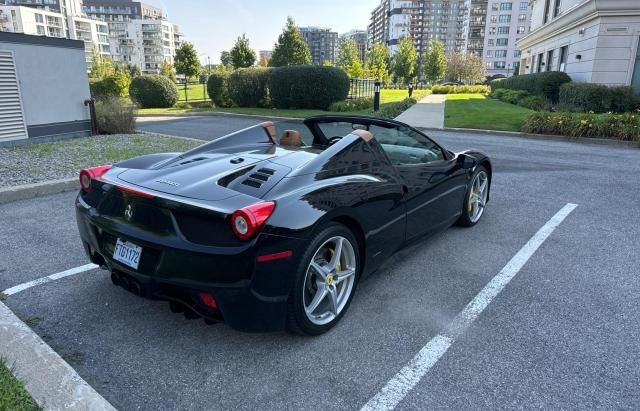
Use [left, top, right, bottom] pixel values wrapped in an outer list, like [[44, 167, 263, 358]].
[[75, 116, 491, 332]]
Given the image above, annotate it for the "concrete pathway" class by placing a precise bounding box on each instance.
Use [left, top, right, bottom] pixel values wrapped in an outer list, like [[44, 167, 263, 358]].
[[395, 94, 446, 129]]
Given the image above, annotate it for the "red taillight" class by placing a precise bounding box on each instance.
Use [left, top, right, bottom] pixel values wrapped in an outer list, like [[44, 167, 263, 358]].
[[199, 292, 218, 309], [79, 165, 112, 193], [231, 201, 276, 240]]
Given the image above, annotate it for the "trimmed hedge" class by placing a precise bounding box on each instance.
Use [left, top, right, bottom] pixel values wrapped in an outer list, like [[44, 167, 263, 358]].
[[558, 82, 639, 113], [489, 89, 548, 111], [270, 65, 350, 109], [376, 97, 417, 119], [129, 74, 178, 108], [227, 68, 271, 107], [329, 97, 373, 112], [207, 72, 232, 108], [522, 111, 640, 142], [491, 71, 571, 102], [431, 85, 489, 94]]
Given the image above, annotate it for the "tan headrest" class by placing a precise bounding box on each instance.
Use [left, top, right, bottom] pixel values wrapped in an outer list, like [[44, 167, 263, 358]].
[[352, 129, 373, 142], [260, 121, 277, 143], [280, 130, 303, 147]]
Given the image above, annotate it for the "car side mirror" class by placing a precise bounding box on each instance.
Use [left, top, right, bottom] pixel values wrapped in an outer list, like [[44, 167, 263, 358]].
[[458, 154, 477, 170]]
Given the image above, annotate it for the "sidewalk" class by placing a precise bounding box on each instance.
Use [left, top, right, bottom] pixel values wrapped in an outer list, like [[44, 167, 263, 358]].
[[395, 94, 446, 129]]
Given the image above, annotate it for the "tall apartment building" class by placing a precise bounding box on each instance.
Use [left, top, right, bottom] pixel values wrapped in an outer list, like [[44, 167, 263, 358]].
[[0, 0, 110, 66], [483, 1, 532, 77], [367, 0, 477, 56], [339, 29, 367, 62], [299, 26, 338, 65], [83, 0, 181, 73], [518, 0, 640, 91]]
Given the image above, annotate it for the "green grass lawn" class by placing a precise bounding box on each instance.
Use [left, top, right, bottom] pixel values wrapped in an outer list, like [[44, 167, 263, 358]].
[[0, 360, 40, 411], [176, 83, 209, 102], [137, 89, 429, 118], [444, 93, 532, 132]]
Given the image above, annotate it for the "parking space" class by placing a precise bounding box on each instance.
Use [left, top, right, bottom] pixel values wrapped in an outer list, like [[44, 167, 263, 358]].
[[2, 117, 639, 409]]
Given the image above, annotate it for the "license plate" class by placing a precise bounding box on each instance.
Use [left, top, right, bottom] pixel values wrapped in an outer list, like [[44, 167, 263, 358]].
[[113, 238, 142, 270]]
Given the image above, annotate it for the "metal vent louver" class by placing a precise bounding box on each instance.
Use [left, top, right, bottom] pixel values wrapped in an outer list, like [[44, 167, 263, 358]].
[[0, 50, 27, 141], [241, 167, 276, 188]]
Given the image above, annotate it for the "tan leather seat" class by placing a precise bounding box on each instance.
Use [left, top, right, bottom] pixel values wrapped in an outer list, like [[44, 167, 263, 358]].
[[280, 130, 303, 147]]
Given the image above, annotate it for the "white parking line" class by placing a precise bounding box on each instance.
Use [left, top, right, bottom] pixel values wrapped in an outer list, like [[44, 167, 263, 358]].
[[2, 263, 98, 296], [361, 203, 578, 411]]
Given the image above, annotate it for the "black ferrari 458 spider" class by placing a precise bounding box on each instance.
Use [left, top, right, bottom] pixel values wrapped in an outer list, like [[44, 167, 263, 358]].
[[75, 115, 491, 335]]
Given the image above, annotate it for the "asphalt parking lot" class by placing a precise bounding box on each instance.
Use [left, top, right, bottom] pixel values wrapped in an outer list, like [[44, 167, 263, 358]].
[[2, 115, 640, 410]]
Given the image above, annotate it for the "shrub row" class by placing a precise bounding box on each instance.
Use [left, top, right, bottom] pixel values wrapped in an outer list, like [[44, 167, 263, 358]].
[[90, 71, 131, 99], [490, 89, 547, 111], [329, 97, 373, 112], [129, 74, 178, 108], [94, 96, 136, 134], [522, 111, 640, 142], [431, 85, 489, 94], [558, 82, 639, 114], [491, 71, 571, 102], [206, 65, 350, 110], [376, 97, 417, 119]]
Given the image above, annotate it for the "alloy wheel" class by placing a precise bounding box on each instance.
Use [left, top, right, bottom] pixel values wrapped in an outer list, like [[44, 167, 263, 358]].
[[468, 170, 489, 223]]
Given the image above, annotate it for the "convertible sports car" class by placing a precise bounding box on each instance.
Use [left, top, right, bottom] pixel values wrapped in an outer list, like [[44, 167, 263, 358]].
[[75, 115, 491, 335]]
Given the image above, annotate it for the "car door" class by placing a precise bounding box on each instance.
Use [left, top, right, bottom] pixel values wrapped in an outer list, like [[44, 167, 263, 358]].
[[371, 125, 468, 242]]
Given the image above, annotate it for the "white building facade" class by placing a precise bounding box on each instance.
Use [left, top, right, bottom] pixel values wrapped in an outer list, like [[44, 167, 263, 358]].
[[112, 18, 180, 73], [518, 0, 640, 91], [483, 1, 532, 77]]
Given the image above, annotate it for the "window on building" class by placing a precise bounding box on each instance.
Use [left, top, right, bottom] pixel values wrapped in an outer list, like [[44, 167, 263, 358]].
[[543, 0, 551, 23], [497, 26, 510, 34], [494, 61, 506, 69], [486, 50, 494, 57], [496, 38, 509, 46], [36, 25, 45, 35], [495, 50, 508, 58], [546, 49, 554, 71], [520, 1, 528, 10], [500, 2, 513, 10], [553, 0, 561, 17], [492, 3, 499, 10], [537, 52, 544, 72], [491, 15, 498, 23], [517, 26, 526, 34], [559, 45, 568, 71], [489, 27, 497, 35], [514, 49, 522, 57], [498, 15, 511, 23], [488, 39, 495, 46], [35, 13, 44, 23], [519, 14, 527, 21]]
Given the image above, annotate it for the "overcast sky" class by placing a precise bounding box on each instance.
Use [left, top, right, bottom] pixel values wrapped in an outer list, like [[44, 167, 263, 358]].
[[145, 0, 378, 64]]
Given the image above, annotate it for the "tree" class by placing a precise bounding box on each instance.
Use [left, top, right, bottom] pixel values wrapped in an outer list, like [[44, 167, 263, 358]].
[[124, 62, 141, 78], [446, 53, 487, 84], [89, 50, 116, 80], [269, 17, 311, 67], [391, 36, 417, 85], [365, 43, 391, 84], [230, 34, 256, 69], [337, 38, 364, 78], [422, 40, 447, 84], [160, 60, 176, 82], [220, 50, 232, 67], [322, 59, 334, 67], [174, 42, 200, 81]]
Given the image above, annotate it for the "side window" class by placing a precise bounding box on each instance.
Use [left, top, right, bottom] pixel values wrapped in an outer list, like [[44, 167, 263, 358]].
[[371, 126, 445, 165]]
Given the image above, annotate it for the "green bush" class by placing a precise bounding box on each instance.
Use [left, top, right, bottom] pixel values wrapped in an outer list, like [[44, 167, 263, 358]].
[[501, 90, 530, 105], [90, 71, 131, 99], [129, 74, 179, 108], [431, 85, 490, 94], [329, 98, 374, 112], [491, 71, 571, 102], [270, 65, 350, 109], [522, 111, 640, 141], [206, 71, 232, 108], [95, 96, 136, 134], [520, 95, 547, 111], [558, 82, 640, 113], [227, 67, 271, 107], [376, 97, 417, 119]]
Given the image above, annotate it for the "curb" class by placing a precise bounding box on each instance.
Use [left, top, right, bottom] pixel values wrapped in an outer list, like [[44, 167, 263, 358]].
[[419, 127, 640, 148], [0, 300, 116, 410], [0, 178, 77, 205], [136, 111, 304, 122], [136, 129, 208, 143]]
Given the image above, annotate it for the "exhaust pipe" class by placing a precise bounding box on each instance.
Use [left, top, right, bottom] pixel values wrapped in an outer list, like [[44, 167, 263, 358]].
[[129, 280, 143, 297]]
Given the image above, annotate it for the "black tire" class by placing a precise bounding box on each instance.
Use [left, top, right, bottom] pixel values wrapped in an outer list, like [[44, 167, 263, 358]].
[[286, 223, 360, 336], [456, 165, 489, 227]]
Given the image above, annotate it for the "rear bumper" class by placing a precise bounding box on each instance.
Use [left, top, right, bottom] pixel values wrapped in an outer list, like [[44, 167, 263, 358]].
[[75, 193, 302, 332]]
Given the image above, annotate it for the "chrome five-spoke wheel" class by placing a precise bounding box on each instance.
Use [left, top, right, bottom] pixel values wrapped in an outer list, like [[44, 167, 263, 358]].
[[303, 236, 357, 326], [468, 170, 489, 223]]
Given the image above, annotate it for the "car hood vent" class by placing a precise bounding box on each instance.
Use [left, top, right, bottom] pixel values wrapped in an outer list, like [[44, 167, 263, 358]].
[[241, 168, 276, 188]]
